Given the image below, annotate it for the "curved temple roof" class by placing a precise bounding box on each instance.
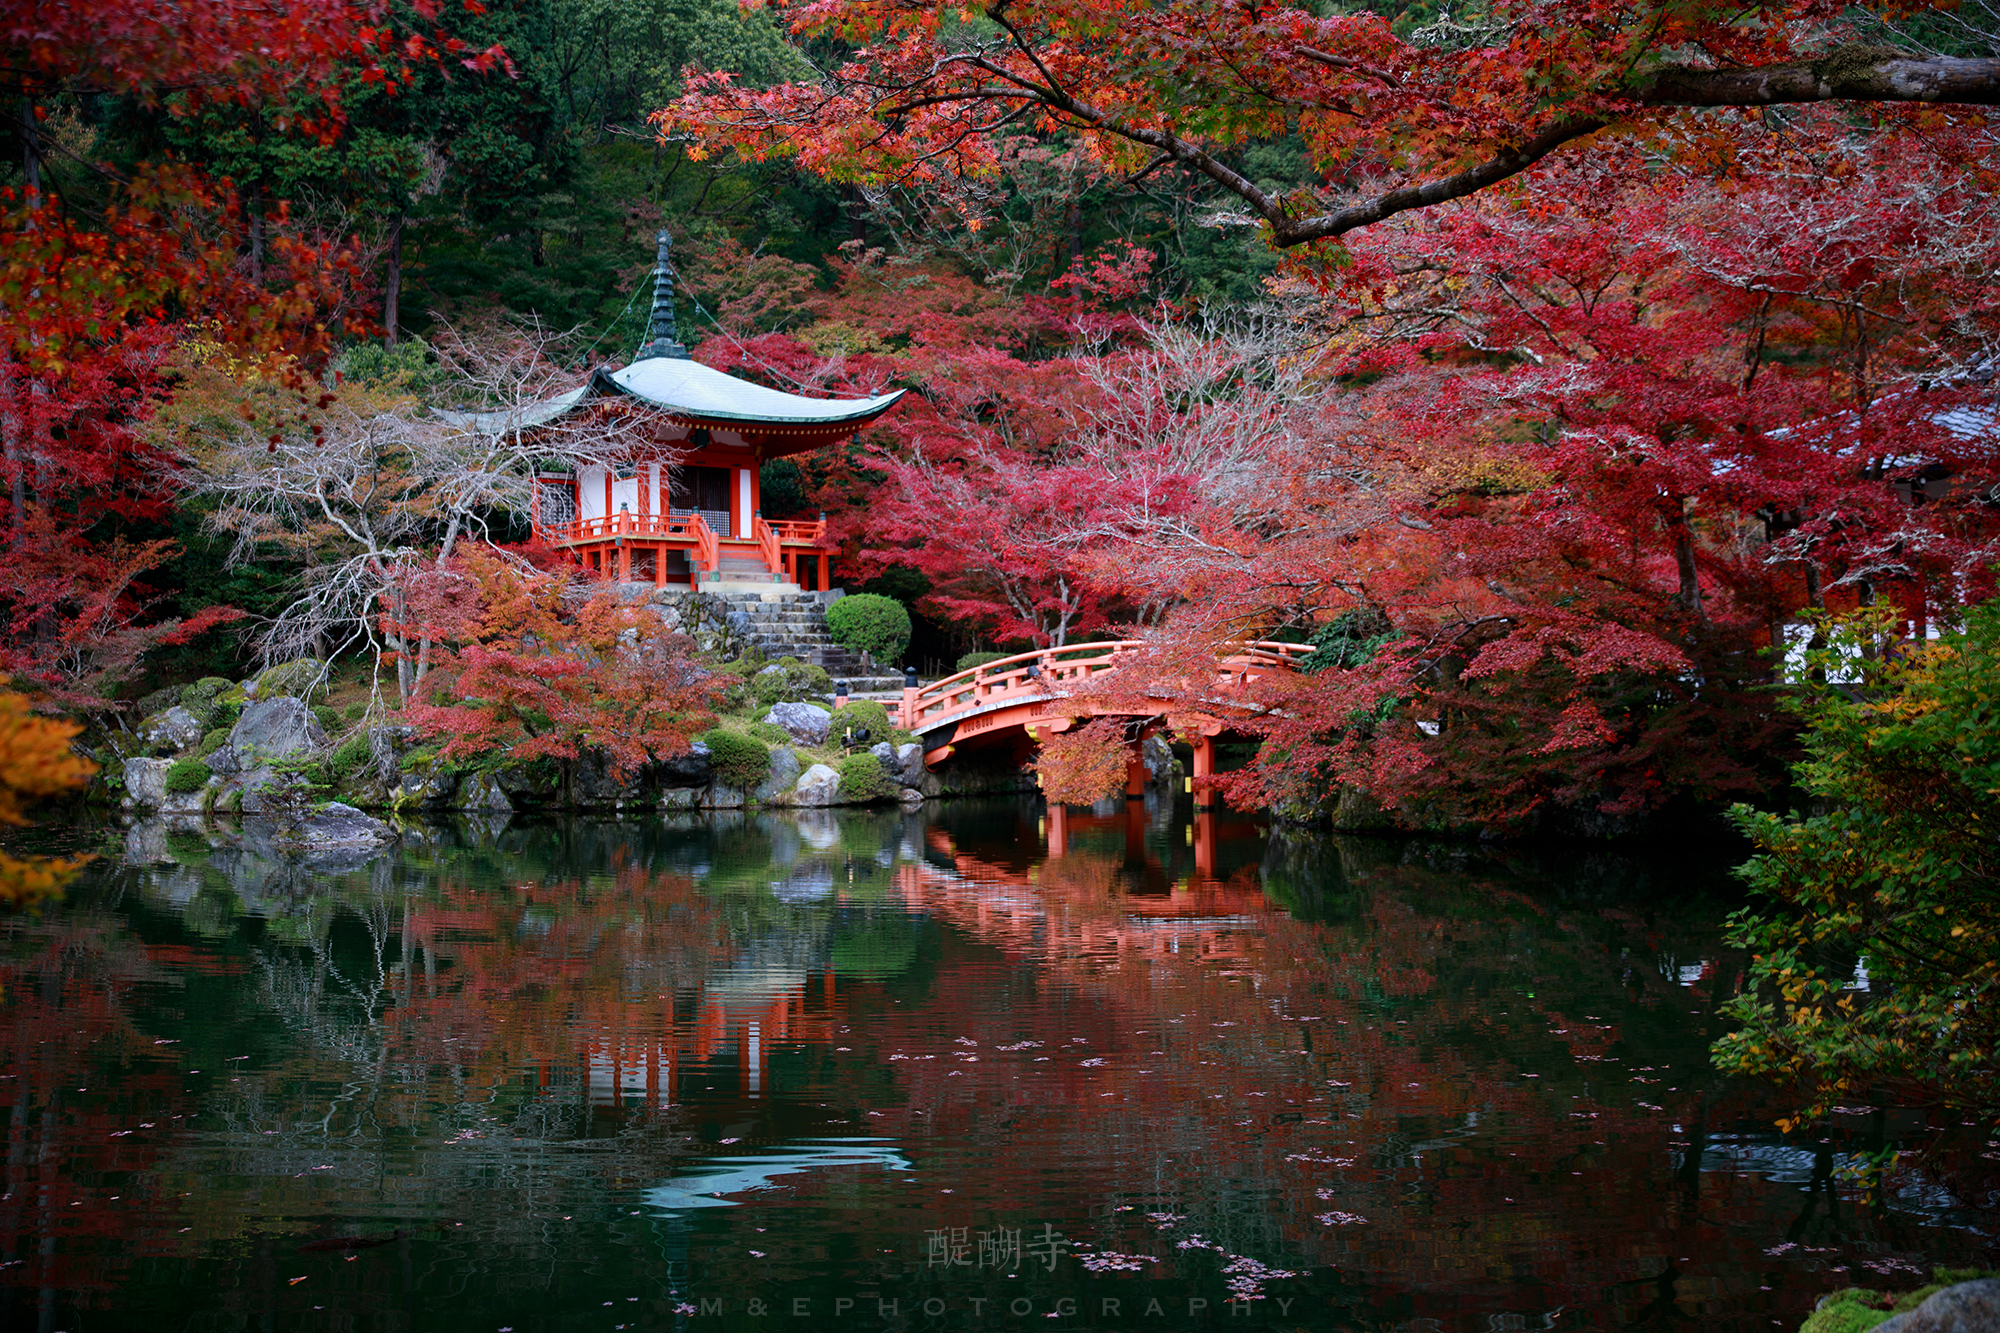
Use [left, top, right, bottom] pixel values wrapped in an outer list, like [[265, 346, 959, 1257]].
[[593, 357, 903, 427], [438, 232, 903, 437], [437, 359, 902, 436]]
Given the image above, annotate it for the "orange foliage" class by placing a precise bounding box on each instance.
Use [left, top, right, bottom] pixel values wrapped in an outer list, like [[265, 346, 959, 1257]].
[[1030, 717, 1128, 806], [0, 692, 95, 908]]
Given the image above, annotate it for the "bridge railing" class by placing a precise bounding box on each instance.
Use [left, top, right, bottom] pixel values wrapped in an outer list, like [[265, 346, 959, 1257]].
[[898, 639, 1315, 731]]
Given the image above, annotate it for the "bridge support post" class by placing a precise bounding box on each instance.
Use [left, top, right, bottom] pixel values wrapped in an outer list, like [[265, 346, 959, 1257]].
[[1191, 735, 1216, 810], [1125, 747, 1147, 801], [1193, 811, 1217, 880]]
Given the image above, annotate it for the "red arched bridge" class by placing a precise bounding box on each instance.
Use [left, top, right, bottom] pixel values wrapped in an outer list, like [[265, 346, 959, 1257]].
[[891, 640, 1313, 803]]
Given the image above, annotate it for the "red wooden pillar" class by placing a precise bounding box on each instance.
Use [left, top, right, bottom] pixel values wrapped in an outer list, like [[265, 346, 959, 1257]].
[[817, 553, 830, 591], [1046, 803, 1069, 859], [1193, 811, 1217, 880], [1125, 745, 1147, 800], [1191, 735, 1216, 810]]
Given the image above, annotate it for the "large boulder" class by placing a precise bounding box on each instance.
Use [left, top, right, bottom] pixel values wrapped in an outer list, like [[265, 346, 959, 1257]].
[[229, 698, 328, 768], [764, 702, 832, 746], [177, 677, 237, 727], [893, 742, 925, 787], [397, 761, 460, 808], [793, 763, 841, 807], [752, 747, 802, 804], [571, 751, 648, 808], [657, 743, 712, 788], [494, 760, 559, 807], [1871, 1280, 2000, 1333], [122, 757, 169, 809], [456, 771, 513, 812], [366, 726, 414, 785], [299, 802, 395, 849], [139, 706, 205, 755], [252, 657, 327, 701]]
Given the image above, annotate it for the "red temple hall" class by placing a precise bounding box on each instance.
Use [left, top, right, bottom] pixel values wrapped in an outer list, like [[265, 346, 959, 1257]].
[[497, 231, 902, 590]]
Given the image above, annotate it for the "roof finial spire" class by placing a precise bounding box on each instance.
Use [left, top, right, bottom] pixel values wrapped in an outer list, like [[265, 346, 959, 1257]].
[[637, 228, 689, 361]]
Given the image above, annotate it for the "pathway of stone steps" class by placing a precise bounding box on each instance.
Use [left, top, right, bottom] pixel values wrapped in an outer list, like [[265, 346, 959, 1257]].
[[715, 591, 904, 693]]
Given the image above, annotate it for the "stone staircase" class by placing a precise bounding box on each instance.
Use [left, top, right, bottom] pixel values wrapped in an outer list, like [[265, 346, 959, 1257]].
[[711, 551, 787, 584], [716, 592, 905, 692]]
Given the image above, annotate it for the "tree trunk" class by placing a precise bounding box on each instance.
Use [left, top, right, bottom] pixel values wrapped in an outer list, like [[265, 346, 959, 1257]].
[[1671, 503, 1702, 618], [19, 94, 38, 207], [384, 214, 404, 347], [247, 184, 265, 285]]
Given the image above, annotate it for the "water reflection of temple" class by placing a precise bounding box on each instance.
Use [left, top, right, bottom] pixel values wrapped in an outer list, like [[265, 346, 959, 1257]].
[[559, 806, 1261, 1107], [561, 965, 848, 1108]]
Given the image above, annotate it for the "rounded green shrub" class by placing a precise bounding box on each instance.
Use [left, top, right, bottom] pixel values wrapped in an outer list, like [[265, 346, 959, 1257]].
[[700, 729, 771, 790], [164, 758, 213, 795], [311, 705, 342, 733], [197, 728, 231, 758], [955, 650, 1009, 674], [825, 594, 911, 665], [836, 753, 896, 803], [829, 700, 897, 749]]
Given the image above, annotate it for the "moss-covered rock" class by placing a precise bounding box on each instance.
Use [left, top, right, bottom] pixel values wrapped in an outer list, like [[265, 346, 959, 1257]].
[[163, 758, 212, 795], [836, 753, 895, 803], [751, 657, 833, 709], [252, 658, 327, 701]]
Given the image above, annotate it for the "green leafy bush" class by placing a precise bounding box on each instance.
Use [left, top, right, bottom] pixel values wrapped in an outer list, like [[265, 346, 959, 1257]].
[[955, 650, 1009, 674], [701, 729, 771, 790], [751, 657, 833, 708], [745, 721, 793, 745], [836, 753, 896, 803], [1299, 607, 1396, 673], [311, 705, 342, 734], [329, 734, 373, 781], [343, 703, 367, 721], [825, 594, 911, 665], [1713, 603, 2000, 1131], [163, 758, 213, 795], [829, 700, 898, 749], [196, 728, 231, 758]]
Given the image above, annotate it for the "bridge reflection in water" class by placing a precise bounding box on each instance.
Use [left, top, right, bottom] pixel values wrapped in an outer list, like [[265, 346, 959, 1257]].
[[557, 804, 1258, 1110]]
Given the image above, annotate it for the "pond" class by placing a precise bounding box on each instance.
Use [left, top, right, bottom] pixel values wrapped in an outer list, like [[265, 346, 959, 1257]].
[[0, 800, 1984, 1332]]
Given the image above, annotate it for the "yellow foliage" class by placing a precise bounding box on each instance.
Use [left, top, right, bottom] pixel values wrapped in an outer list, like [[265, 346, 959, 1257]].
[[0, 692, 96, 908]]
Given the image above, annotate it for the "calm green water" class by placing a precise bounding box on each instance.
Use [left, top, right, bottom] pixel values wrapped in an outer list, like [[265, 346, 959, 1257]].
[[0, 801, 1983, 1332]]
